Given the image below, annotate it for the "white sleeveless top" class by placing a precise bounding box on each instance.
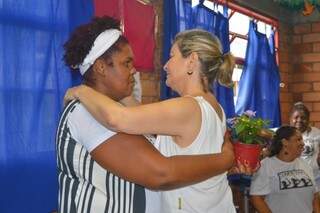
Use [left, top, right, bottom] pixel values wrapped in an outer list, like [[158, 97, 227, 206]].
[[146, 96, 235, 213]]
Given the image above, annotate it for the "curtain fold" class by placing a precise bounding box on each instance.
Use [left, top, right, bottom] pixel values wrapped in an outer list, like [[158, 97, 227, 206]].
[[161, 0, 235, 118], [268, 29, 281, 127], [235, 21, 281, 127], [211, 10, 236, 119], [0, 1, 93, 212], [161, 0, 178, 99]]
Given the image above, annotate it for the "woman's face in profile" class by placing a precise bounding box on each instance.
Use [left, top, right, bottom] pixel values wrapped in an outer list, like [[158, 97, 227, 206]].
[[163, 43, 189, 90], [102, 44, 136, 100], [285, 130, 305, 158]]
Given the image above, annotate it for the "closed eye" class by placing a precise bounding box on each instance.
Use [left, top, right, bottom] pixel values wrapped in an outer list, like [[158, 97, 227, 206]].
[[124, 59, 133, 69]]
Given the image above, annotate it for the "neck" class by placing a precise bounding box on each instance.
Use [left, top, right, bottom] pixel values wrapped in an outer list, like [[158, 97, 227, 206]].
[[277, 151, 296, 162], [178, 83, 208, 97], [301, 126, 311, 134], [84, 81, 122, 102]]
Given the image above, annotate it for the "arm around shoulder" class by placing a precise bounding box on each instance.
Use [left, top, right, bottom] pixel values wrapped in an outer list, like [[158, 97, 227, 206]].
[[74, 87, 200, 136]]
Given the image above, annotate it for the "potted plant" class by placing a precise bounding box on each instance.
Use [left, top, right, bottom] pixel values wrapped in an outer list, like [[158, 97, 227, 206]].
[[228, 110, 273, 169]]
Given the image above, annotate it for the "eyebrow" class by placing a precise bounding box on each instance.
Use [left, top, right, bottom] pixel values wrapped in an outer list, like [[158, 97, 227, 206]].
[[123, 56, 133, 62]]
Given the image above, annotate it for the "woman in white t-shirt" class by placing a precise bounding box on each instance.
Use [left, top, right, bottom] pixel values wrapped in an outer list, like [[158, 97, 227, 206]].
[[64, 29, 236, 212], [290, 102, 320, 188], [250, 126, 320, 213]]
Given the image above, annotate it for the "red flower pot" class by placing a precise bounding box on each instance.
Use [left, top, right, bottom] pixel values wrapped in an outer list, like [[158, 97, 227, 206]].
[[234, 142, 262, 169]]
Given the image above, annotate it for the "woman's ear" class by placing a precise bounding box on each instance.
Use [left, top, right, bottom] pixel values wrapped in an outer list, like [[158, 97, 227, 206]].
[[188, 52, 200, 70], [189, 52, 198, 63], [281, 138, 289, 147], [92, 58, 108, 76]]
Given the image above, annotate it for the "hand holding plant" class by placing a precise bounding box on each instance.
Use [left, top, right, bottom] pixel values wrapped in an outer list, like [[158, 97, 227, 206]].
[[227, 110, 274, 169]]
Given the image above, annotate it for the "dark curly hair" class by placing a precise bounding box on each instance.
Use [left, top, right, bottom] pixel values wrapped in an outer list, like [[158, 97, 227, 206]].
[[63, 16, 128, 73], [269, 126, 297, 157]]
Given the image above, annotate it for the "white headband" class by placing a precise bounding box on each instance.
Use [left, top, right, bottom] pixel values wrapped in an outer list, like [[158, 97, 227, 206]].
[[78, 29, 122, 75]]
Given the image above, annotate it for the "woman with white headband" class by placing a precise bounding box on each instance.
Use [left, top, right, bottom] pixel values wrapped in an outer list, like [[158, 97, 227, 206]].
[[58, 16, 235, 213]]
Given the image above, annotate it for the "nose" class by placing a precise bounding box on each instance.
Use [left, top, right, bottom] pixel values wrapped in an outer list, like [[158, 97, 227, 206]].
[[130, 66, 137, 75], [163, 61, 168, 72]]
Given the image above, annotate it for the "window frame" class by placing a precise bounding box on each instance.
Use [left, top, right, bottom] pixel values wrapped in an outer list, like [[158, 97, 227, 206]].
[[210, 0, 279, 102], [219, 0, 279, 65]]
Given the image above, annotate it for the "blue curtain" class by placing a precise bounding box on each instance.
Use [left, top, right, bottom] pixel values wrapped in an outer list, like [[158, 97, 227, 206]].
[[162, 0, 235, 118], [0, 1, 93, 212], [161, 0, 179, 99], [235, 21, 281, 127], [211, 9, 236, 119], [268, 30, 281, 127]]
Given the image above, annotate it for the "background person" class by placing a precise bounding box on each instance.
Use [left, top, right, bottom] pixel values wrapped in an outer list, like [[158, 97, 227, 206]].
[[250, 126, 320, 213], [290, 102, 320, 188]]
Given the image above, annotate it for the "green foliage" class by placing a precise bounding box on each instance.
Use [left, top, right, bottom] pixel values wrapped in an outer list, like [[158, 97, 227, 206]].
[[228, 111, 270, 145]]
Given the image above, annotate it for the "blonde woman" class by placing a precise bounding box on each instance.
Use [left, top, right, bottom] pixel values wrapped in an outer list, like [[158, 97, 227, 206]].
[[65, 29, 236, 212]]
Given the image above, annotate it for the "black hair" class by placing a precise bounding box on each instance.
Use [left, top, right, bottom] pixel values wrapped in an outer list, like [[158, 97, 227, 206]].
[[63, 16, 128, 74], [269, 126, 297, 157]]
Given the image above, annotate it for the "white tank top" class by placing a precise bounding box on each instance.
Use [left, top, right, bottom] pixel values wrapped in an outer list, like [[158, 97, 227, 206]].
[[146, 96, 235, 213]]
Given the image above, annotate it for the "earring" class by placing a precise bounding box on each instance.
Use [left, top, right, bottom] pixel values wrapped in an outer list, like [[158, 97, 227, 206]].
[[187, 71, 193, 75]]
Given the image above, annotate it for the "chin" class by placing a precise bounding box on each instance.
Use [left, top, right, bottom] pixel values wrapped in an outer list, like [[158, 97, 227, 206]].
[[125, 88, 133, 97], [165, 80, 172, 89]]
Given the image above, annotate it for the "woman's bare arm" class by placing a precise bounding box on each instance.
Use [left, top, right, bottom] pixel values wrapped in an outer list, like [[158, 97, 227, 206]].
[[65, 85, 200, 136], [250, 195, 272, 213], [313, 192, 320, 213], [119, 95, 141, 107], [91, 132, 234, 190]]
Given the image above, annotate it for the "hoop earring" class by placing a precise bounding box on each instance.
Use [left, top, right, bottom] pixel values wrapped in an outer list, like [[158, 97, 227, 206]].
[[187, 71, 193, 75]]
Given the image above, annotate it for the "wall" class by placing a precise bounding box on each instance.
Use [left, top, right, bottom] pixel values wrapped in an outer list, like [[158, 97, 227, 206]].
[[291, 16, 320, 127], [140, 1, 163, 104], [278, 23, 294, 124], [234, 0, 292, 25]]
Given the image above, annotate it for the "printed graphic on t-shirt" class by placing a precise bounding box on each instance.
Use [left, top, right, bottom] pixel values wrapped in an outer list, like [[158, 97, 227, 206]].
[[301, 139, 315, 157], [278, 169, 313, 190]]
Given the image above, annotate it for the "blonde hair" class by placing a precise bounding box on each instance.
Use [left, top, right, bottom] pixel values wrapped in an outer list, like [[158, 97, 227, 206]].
[[174, 29, 235, 91]]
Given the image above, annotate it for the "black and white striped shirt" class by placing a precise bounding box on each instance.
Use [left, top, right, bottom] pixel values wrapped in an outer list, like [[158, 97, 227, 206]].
[[56, 100, 145, 213]]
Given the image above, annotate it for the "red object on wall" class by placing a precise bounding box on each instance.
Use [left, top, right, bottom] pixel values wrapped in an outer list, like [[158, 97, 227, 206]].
[[94, 0, 120, 20], [123, 0, 155, 71], [93, 0, 155, 72]]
